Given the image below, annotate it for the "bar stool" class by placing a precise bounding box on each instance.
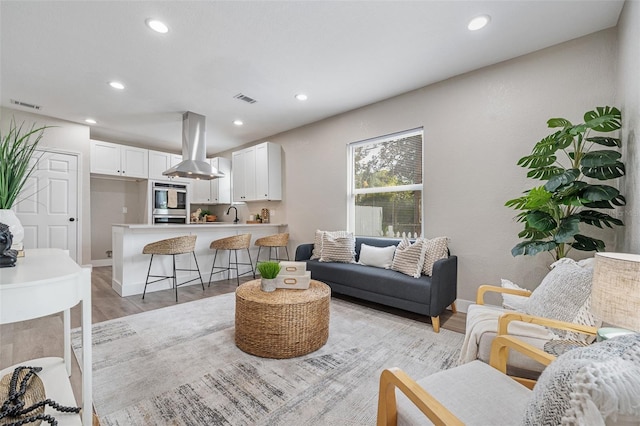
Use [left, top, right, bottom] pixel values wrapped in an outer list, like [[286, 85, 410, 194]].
[[209, 233, 255, 286], [254, 233, 290, 268], [142, 235, 204, 302]]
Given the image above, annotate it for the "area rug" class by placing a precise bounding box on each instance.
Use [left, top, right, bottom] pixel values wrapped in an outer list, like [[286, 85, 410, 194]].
[[72, 293, 464, 425]]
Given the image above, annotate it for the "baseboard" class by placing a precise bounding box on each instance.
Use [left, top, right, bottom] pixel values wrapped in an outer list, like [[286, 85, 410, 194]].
[[91, 259, 112, 267]]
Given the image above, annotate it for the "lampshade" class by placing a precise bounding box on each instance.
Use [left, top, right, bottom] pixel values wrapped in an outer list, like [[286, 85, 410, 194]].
[[591, 252, 640, 332]]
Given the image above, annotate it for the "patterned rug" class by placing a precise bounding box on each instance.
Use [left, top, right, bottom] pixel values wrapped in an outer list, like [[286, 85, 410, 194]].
[[73, 293, 463, 425]]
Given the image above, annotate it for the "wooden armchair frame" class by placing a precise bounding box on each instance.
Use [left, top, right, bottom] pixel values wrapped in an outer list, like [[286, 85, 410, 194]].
[[377, 335, 551, 426], [475, 284, 598, 388]]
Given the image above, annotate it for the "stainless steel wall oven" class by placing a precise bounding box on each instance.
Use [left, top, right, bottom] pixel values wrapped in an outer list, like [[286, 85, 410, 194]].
[[152, 182, 188, 224]]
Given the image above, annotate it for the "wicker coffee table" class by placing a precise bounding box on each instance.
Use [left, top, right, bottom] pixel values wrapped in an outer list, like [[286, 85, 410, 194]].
[[235, 279, 330, 359]]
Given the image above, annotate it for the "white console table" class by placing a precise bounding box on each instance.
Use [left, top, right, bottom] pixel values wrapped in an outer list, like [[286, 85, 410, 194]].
[[0, 248, 92, 425]]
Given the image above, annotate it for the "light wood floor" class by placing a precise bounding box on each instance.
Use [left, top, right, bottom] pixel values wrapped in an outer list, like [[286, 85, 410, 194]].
[[0, 266, 466, 405]]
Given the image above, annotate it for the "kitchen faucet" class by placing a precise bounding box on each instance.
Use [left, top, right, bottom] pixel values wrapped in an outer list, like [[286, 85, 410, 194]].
[[226, 206, 239, 223]]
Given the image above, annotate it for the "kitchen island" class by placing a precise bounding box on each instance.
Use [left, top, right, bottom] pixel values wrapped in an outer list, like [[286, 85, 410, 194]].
[[112, 223, 288, 297]]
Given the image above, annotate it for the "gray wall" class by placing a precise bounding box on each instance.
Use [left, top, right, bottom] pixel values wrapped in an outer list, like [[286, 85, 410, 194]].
[[221, 28, 622, 304], [618, 0, 640, 253]]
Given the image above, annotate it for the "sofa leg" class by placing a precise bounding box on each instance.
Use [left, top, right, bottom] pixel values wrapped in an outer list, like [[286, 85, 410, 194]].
[[431, 316, 440, 333], [450, 302, 457, 314]]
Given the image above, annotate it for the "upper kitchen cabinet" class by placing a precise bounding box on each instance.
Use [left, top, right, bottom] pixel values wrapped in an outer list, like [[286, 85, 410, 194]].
[[232, 142, 281, 202], [255, 142, 282, 201], [232, 147, 257, 202], [90, 140, 148, 179], [192, 157, 231, 204], [148, 150, 189, 183]]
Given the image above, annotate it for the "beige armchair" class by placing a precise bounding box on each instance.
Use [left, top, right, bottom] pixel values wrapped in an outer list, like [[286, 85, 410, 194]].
[[462, 284, 598, 382], [378, 333, 640, 425]]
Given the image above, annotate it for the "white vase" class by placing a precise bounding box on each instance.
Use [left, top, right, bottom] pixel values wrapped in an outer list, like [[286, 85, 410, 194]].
[[261, 278, 277, 292], [0, 209, 24, 250]]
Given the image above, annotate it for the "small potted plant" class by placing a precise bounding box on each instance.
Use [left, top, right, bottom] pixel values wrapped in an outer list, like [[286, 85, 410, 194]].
[[257, 261, 280, 292]]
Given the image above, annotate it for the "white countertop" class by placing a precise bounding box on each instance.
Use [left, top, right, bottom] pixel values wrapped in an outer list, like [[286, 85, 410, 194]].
[[113, 223, 287, 229]]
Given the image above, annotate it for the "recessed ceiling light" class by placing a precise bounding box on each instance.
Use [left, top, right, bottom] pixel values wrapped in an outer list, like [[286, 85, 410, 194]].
[[109, 81, 125, 90], [295, 93, 308, 101], [468, 15, 490, 31], [233, 120, 244, 126], [146, 19, 169, 34], [85, 118, 97, 124]]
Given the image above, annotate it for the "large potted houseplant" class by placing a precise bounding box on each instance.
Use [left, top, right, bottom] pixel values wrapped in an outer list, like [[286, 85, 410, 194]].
[[0, 118, 48, 250], [506, 106, 625, 261]]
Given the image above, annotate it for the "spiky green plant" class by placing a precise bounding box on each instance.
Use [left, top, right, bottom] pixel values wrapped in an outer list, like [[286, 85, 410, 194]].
[[506, 106, 625, 261], [0, 118, 49, 208], [257, 261, 281, 279]]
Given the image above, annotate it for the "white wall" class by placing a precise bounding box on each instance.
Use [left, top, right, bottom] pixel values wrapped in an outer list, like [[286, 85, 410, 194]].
[[0, 107, 92, 264], [232, 29, 620, 304], [617, 0, 640, 253], [90, 178, 147, 261]]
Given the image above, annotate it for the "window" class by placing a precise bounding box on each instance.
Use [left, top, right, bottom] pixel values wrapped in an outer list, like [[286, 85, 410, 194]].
[[348, 128, 423, 237]]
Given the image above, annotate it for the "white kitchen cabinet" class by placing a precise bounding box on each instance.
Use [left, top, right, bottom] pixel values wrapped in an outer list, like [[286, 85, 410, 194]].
[[90, 140, 148, 179], [148, 150, 189, 183], [232, 147, 257, 202], [255, 142, 282, 201], [192, 157, 231, 204], [232, 142, 281, 202]]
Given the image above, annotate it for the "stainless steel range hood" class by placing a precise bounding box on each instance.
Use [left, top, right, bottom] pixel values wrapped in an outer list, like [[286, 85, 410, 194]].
[[162, 111, 224, 180]]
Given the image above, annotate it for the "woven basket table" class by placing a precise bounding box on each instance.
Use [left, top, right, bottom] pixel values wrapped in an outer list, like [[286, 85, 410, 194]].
[[235, 279, 330, 359]]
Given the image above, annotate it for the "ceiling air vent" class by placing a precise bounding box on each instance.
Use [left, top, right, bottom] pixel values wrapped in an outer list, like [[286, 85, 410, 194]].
[[10, 99, 42, 110], [233, 93, 257, 104]]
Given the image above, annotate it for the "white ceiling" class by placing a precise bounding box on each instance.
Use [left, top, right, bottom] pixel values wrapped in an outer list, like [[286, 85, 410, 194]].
[[0, 1, 624, 156]]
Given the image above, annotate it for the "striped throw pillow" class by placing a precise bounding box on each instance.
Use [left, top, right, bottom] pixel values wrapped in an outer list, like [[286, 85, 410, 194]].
[[421, 236, 449, 276], [319, 232, 356, 263], [391, 238, 428, 278]]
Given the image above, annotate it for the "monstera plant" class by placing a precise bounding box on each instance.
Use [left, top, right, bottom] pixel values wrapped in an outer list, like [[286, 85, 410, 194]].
[[506, 106, 625, 261]]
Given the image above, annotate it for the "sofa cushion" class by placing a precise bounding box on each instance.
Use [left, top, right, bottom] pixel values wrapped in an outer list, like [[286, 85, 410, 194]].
[[391, 238, 427, 278], [358, 243, 396, 269], [319, 232, 356, 263], [421, 236, 449, 276], [305, 259, 432, 304], [500, 279, 531, 311]]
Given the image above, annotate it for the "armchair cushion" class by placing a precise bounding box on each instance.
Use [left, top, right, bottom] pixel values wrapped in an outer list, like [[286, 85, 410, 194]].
[[525, 258, 600, 341], [397, 360, 531, 426], [522, 333, 640, 425], [460, 304, 554, 379]]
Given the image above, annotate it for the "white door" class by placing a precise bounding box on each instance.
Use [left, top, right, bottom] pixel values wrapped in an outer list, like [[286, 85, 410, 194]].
[[14, 151, 79, 261]]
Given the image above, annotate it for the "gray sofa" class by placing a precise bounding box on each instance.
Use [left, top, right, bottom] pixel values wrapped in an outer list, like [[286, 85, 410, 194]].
[[295, 237, 458, 332]]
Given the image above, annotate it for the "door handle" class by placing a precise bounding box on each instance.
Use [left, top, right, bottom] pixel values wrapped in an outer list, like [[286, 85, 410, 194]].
[[69, 218, 76, 222]]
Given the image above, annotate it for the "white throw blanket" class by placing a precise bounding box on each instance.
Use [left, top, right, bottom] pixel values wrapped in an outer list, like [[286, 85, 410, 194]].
[[458, 304, 554, 364]]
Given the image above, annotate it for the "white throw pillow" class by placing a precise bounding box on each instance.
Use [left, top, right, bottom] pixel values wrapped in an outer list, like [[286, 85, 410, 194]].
[[358, 243, 396, 269], [525, 257, 600, 341], [319, 232, 356, 263], [391, 238, 427, 278], [421, 236, 449, 276], [500, 279, 531, 311], [522, 333, 640, 425]]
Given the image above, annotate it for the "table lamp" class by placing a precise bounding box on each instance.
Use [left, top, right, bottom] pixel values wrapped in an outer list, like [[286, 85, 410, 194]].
[[591, 252, 640, 341]]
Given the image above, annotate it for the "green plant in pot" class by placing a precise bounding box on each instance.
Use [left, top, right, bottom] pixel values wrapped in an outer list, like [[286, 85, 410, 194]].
[[257, 261, 280, 292], [0, 118, 49, 250], [506, 106, 625, 261]]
